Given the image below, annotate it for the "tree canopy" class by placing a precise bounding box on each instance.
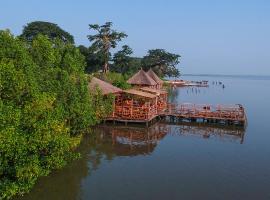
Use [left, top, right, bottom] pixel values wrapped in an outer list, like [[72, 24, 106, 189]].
[[20, 21, 74, 43], [0, 31, 112, 199], [142, 49, 181, 78], [111, 45, 133, 74], [87, 22, 127, 73]]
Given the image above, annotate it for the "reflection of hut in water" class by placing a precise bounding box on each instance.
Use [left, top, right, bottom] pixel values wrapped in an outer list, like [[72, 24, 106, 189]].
[[96, 124, 169, 156]]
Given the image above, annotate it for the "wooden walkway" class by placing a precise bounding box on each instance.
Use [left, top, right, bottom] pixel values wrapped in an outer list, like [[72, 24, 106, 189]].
[[105, 103, 247, 127], [159, 103, 247, 126]]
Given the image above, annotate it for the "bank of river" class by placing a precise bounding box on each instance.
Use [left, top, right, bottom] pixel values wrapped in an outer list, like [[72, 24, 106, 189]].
[[16, 75, 270, 200]]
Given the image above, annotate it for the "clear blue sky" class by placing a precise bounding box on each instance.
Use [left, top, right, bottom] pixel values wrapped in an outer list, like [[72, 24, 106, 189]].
[[1, 0, 269, 75]]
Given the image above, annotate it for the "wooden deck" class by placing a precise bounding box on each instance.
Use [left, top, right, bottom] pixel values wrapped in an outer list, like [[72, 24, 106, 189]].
[[160, 103, 247, 126], [105, 103, 247, 127]]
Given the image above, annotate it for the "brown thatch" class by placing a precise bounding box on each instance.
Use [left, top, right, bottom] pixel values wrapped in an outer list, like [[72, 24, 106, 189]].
[[88, 77, 122, 95], [146, 68, 163, 84], [124, 89, 157, 99], [127, 69, 157, 86], [140, 87, 167, 95]]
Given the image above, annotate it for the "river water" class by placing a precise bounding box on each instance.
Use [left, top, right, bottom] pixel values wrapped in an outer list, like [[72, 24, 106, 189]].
[[17, 75, 270, 200]]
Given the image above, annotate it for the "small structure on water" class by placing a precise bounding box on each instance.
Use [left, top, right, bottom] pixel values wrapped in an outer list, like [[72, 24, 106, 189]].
[[112, 89, 158, 121], [88, 73, 246, 127], [88, 76, 163, 122]]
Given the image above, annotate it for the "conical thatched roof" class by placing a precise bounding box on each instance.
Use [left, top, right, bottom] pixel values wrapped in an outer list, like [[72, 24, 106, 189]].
[[127, 69, 157, 86], [88, 77, 122, 95], [146, 68, 163, 84]]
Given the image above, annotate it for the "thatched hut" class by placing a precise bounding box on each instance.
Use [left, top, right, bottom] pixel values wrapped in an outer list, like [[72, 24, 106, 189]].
[[146, 68, 163, 89], [88, 77, 122, 95], [139, 87, 168, 112], [127, 69, 157, 88], [113, 89, 158, 121]]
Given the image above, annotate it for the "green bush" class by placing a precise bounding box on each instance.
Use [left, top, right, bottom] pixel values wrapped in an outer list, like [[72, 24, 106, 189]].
[[0, 31, 110, 199], [101, 72, 131, 90]]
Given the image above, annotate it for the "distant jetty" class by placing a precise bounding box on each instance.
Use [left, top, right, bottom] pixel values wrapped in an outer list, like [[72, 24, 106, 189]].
[[166, 80, 209, 87]]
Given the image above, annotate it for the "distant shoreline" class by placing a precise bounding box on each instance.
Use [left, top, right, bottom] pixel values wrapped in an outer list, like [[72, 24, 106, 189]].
[[182, 74, 270, 79]]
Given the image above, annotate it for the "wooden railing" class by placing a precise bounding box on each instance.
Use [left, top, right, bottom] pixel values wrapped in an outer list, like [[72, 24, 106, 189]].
[[161, 103, 246, 122]]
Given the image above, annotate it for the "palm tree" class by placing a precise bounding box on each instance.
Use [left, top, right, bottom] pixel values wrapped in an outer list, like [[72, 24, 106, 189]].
[[87, 22, 127, 73]]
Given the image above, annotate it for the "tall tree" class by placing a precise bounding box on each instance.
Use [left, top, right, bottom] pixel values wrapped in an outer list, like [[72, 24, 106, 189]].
[[87, 22, 127, 73], [20, 21, 74, 43], [112, 45, 133, 73], [142, 49, 181, 78], [78, 45, 105, 73]]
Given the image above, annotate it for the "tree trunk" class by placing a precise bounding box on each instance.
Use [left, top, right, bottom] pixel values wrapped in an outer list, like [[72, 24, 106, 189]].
[[103, 48, 109, 73], [103, 62, 109, 73]]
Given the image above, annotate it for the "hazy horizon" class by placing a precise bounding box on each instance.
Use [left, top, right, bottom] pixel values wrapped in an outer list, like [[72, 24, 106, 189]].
[[1, 0, 269, 75]]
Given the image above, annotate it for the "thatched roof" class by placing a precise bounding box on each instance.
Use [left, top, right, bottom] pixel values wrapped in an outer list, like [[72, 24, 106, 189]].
[[88, 77, 122, 95], [124, 89, 157, 99], [127, 69, 157, 86], [140, 87, 167, 95], [146, 68, 163, 84]]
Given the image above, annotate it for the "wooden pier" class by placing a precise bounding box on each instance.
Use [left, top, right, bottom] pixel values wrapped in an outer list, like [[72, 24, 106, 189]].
[[160, 103, 247, 126], [105, 103, 247, 127], [166, 80, 209, 87]]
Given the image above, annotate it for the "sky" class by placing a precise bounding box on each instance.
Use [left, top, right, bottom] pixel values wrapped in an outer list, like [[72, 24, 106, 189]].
[[1, 0, 270, 75]]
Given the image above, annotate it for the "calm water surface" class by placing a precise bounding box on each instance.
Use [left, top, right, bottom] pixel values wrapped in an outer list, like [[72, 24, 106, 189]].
[[17, 75, 270, 200]]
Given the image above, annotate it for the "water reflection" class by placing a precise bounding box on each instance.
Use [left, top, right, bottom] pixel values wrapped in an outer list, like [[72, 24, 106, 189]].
[[16, 122, 246, 200], [164, 122, 245, 144], [97, 125, 168, 156]]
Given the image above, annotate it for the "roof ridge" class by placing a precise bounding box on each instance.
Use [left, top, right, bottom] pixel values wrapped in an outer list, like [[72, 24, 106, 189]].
[[127, 69, 157, 85], [146, 68, 163, 84]]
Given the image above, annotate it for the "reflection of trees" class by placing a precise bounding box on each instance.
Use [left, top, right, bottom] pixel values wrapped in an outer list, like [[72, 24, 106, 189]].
[[163, 121, 246, 144], [15, 132, 97, 200], [16, 124, 168, 200], [16, 122, 245, 199]]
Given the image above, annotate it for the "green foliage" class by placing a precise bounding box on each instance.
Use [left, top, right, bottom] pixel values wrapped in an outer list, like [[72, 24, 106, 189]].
[[78, 45, 105, 73], [142, 49, 181, 78], [97, 72, 131, 90], [87, 22, 127, 73], [20, 21, 74, 44], [0, 31, 110, 199], [111, 45, 133, 74]]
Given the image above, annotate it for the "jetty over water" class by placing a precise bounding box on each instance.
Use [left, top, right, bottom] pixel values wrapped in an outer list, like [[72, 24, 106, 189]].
[[89, 69, 247, 127], [159, 103, 247, 126], [106, 103, 247, 127]]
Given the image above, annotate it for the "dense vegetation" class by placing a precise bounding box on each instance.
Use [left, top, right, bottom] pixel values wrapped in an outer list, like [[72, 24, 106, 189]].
[[0, 31, 112, 199], [0, 21, 181, 199], [20, 21, 75, 44], [81, 21, 181, 78]]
